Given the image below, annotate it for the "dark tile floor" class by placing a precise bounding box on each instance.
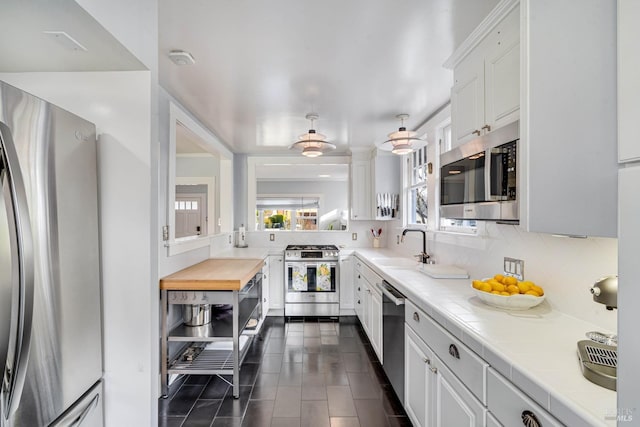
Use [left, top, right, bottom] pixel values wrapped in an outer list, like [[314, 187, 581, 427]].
[[159, 316, 412, 427]]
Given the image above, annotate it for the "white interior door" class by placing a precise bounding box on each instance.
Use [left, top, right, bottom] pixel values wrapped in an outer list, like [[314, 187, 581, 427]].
[[175, 192, 207, 238]]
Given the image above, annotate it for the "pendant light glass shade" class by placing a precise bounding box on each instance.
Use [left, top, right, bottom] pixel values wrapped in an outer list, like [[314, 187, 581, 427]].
[[379, 114, 427, 155], [289, 113, 336, 157]]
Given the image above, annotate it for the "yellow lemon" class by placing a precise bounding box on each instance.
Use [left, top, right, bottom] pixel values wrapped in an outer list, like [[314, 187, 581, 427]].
[[479, 282, 492, 293], [472, 280, 485, 290], [525, 290, 541, 297], [531, 284, 544, 296], [506, 285, 519, 294], [500, 291, 510, 296], [517, 281, 532, 294], [494, 274, 505, 283], [503, 276, 518, 287], [491, 291, 501, 295], [491, 282, 506, 292]]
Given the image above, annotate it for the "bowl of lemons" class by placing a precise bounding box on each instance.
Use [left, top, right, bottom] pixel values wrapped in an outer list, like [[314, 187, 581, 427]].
[[471, 275, 545, 310]]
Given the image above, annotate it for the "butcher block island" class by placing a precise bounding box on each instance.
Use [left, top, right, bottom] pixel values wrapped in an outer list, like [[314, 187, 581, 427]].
[[159, 258, 265, 290], [159, 257, 266, 398]]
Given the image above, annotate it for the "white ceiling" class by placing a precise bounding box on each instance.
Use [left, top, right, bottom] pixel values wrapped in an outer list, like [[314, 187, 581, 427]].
[[0, 0, 144, 72], [159, 0, 498, 155]]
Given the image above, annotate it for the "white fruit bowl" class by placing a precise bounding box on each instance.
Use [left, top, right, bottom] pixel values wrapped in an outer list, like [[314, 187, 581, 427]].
[[471, 284, 545, 310]]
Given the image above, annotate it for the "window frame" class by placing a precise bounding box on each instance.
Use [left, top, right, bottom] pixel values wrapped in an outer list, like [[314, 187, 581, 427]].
[[403, 143, 429, 228]]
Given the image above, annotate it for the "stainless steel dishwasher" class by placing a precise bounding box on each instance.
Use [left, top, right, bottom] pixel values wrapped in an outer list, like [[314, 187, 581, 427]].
[[381, 280, 406, 404]]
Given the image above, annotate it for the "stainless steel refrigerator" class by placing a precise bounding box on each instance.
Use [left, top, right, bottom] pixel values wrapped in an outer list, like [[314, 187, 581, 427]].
[[0, 81, 103, 426]]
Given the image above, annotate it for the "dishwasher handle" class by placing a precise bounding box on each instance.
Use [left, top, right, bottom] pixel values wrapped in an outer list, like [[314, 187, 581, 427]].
[[380, 281, 405, 306]]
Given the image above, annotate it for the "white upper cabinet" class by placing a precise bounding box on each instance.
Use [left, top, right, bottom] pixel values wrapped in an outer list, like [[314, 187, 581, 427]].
[[618, 0, 640, 163], [351, 149, 401, 221], [521, 0, 617, 237], [446, 1, 520, 146], [350, 155, 372, 220]]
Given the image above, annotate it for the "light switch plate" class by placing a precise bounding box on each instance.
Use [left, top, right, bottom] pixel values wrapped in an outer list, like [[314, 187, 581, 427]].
[[504, 257, 524, 280], [352, 233, 357, 240], [269, 233, 275, 241]]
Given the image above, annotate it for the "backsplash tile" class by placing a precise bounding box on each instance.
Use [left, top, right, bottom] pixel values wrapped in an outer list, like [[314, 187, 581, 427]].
[[388, 223, 617, 332]]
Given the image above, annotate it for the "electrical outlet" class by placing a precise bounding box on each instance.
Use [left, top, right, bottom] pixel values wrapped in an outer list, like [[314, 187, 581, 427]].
[[228, 235, 232, 244], [269, 233, 275, 241], [504, 257, 524, 280], [396, 235, 400, 245], [352, 233, 357, 240]]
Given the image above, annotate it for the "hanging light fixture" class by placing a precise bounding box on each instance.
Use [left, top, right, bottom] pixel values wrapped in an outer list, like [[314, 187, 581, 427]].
[[289, 113, 336, 157], [379, 114, 427, 155]]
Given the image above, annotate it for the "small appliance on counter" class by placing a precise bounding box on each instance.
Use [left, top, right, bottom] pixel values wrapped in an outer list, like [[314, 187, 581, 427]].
[[576, 275, 618, 391], [235, 224, 248, 248]]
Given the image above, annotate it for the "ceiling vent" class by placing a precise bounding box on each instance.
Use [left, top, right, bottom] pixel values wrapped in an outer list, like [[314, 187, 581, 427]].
[[168, 50, 196, 66]]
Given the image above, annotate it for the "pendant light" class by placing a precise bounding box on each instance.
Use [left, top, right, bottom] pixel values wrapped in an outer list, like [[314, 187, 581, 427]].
[[379, 114, 427, 155], [289, 113, 336, 157]]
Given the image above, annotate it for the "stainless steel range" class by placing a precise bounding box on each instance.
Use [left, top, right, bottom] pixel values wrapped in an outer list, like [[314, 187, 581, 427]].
[[284, 244, 340, 316]]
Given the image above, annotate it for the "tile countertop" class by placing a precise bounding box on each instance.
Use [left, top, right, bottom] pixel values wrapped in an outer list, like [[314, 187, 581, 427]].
[[353, 248, 616, 427]]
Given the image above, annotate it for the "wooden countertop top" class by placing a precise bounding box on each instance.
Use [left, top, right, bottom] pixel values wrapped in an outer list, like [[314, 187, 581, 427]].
[[159, 258, 264, 291]]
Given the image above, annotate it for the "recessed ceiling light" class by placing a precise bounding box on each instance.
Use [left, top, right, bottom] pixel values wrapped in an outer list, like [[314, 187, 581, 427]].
[[168, 50, 196, 66], [318, 174, 331, 178]]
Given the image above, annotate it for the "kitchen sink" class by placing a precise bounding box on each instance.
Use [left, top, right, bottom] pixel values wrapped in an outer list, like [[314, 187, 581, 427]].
[[369, 257, 419, 268]]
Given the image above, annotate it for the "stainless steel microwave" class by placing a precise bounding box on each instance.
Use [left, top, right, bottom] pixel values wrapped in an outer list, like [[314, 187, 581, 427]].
[[440, 121, 519, 222]]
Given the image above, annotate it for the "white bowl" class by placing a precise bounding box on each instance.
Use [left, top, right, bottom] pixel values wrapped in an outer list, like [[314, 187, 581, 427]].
[[471, 284, 545, 310]]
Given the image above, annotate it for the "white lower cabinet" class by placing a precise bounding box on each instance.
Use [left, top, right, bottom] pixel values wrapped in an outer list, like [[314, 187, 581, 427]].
[[405, 325, 485, 427], [405, 300, 487, 427], [434, 356, 486, 427], [339, 255, 354, 310], [353, 256, 383, 362], [261, 258, 270, 314], [487, 368, 561, 427], [369, 282, 383, 361], [405, 326, 436, 427], [485, 411, 501, 427], [268, 254, 284, 311]]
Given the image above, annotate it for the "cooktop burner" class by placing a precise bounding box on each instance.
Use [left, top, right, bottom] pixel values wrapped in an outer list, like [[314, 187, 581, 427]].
[[286, 244, 338, 251]]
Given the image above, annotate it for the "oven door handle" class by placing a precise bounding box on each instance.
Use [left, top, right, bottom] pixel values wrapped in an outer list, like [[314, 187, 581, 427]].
[[380, 282, 405, 306]]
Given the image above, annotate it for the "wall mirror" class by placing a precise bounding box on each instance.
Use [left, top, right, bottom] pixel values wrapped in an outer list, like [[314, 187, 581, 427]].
[[167, 103, 233, 255], [247, 156, 350, 232]]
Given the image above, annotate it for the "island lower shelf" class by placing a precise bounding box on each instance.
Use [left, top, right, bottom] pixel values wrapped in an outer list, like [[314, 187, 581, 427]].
[[168, 334, 253, 375]]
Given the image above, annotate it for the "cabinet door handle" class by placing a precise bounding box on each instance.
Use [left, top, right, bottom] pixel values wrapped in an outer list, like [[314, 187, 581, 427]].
[[422, 357, 431, 365], [472, 129, 481, 136], [357, 300, 361, 304], [357, 287, 360, 291], [429, 367, 438, 374], [263, 298, 267, 302], [367, 289, 372, 294], [448, 344, 460, 359], [413, 312, 420, 322], [358, 274, 361, 279], [521, 410, 541, 427], [481, 124, 491, 132]]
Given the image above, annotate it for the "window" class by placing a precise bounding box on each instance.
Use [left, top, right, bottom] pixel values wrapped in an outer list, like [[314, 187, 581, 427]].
[[437, 122, 478, 234], [405, 145, 428, 225], [256, 196, 320, 231]]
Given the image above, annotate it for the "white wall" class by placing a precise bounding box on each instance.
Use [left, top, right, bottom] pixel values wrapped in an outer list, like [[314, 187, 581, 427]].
[[246, 220, 391, 249]]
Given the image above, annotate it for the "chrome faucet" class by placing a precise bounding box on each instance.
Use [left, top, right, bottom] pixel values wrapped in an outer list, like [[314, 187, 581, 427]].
[[401, 229, 433, 264]]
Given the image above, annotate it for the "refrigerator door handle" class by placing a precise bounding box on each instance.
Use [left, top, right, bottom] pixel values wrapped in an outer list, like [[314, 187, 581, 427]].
[[0, 122, 35, 420]]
